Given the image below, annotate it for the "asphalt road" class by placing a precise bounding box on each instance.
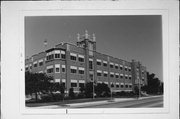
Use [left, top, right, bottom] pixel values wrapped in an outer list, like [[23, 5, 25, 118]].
[[78, 96, 163, 108]]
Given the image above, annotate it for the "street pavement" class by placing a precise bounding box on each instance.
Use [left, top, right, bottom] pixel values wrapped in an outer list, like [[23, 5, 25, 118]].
[[26, 95, 163, 109]]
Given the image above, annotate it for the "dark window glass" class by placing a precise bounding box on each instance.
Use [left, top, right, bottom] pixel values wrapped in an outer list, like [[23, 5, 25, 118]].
[[71, 83, 77, 87], [111, 83, 114, 87], [71, 69, 77, 73], [70, 56, 76, 61], [61, 54, 66, 59], [55, 54, 60, 58], [120, 67, 123, 70], [89, 61, 93, 69], [97, 61, 101, 66], [34, 63, 37, 67], [103, 63, 107, 67], [115, 75, 119, 78], [115, 66, 118, 69], [47, 68, 53, 73], [110, 74, 114, 78], [78, 57, 84, 62], [120, 75, 123, 79], [79, 70, 84, 74], [62, 67, 66, 72], [129, 85, 132, 88], [39, 62, 43, 66], [116, 84, 119, 88], [129, 68, 131, 72], [125, 85, 128, 88], [110, 64, 113, 68], [56, 68, 60, 72], [97, 72, 102, 76], [121, 85, 124, 88], [79, 83, 84, 88], [62, 82, 66, 87], [129, 77, 132, 80], [89, 74, 93, 81], [104, 73, 108, 77]]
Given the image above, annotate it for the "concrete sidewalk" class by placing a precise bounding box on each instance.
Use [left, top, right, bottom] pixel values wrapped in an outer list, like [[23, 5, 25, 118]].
[[67, 95, 163, 108], [27, 95, 163, 109]]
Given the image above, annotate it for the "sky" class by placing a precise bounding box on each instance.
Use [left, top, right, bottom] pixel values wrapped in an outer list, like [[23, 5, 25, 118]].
[[25, 16, 162, 81]]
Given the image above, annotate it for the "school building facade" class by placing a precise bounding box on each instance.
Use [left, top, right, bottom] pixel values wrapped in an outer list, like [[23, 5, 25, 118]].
[[25, 31, 147, 93]]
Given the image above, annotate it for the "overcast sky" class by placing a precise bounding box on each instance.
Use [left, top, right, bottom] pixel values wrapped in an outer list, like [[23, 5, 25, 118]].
[[25, 16, 162, 81]]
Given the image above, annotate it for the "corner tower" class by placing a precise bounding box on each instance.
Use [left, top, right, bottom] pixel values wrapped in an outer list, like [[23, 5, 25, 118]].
[[77, 30, 96, 53], [76, 30, 96, 83]]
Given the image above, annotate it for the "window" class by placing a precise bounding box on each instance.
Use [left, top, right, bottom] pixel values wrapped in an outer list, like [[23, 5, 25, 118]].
[[116, 84, 119, 88], [39, 62, 43, 66], [110, 72, 114, 78], [61, 79, 66, 87], [79, 83, 84, 88], [70, 55, 76, 61], [25, 67, 28, 71], [78, 57, 84, 62], [97, 72, 102, 76], [62, 65, 66, 73], [104, 71, 108, 77], [70, 66, 77, 74], [61, 54, 65, 59], [89, 59, 93, 69], [78, 55, 84, 62], [129, 85, 132, 88], [79, 67, 85, 74], [56, 68, 60, 73], [111, 83, 114, 87], [70, 53, 77, 61], [129, 76, 132, 80], [47, 68, 53, 73], [103, 61, 107, 67], [29, 65, 32, 69], [120, 66, 123, 70], [55, 54, 60, 59], [89, 74, 94, 81], [71, 69, 77, 73], [115, 64, 118, 69], [142, 78, 145, 81], [129, 68, 131, 72], [61, 50, 66, 59], [120, 74, 123, 79], [125, 76, 128, 79], [125, 85, 128, 88], [96, 59, 101, 66], [33, 62, 37, 67], [110, 63, 114, 68], [71, 83, 77, 87], [121, 84, 124, 88], [125, 67, 128, 71], [97, 70, 102, 76], [71, 80, 77, 87], [55, 64, 60, 73], [115, 75, 119, 78]]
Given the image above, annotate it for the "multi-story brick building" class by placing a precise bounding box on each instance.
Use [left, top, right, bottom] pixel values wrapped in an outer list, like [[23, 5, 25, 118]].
[[25, 30, 147, 93]]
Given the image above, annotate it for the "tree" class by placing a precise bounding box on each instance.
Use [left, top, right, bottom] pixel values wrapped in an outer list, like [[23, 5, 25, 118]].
[[84, 82, 94, 98], [141, 72, 163, 95], [134, 86, 140, 98], [69, 88, 75, 99], [95, 83, 110, 97], [25, 71, 53, 101]]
